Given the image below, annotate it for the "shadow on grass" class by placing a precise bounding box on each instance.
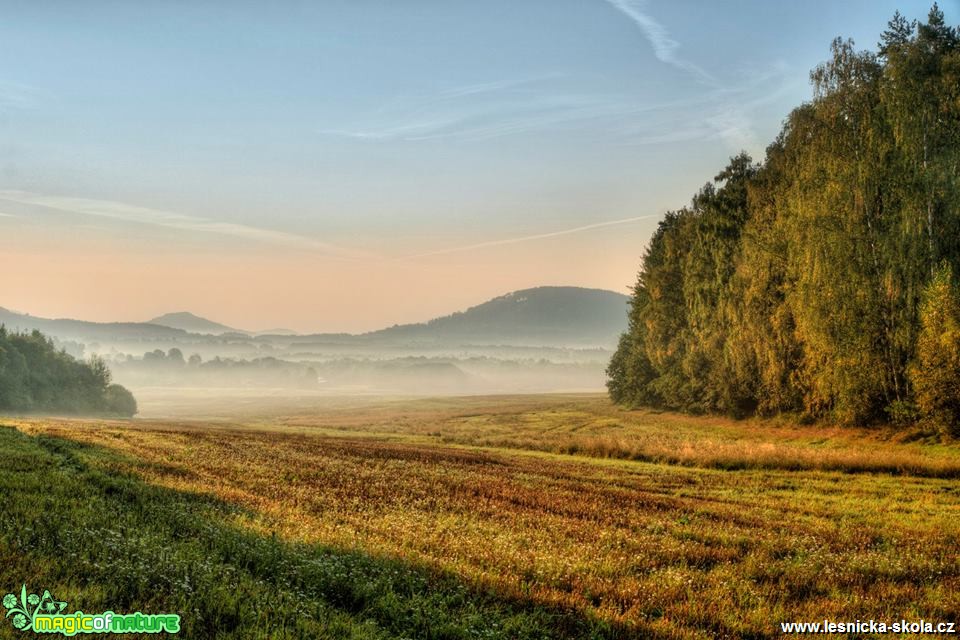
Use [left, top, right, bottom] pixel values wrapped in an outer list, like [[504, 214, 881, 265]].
[[0, 426, 644, 640]]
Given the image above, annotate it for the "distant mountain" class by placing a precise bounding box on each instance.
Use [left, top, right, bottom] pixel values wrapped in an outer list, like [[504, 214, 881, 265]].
[[1, 285, 628, 350], [0, 307, 188, 342], [148, 312, 240, 335], [366, 286, 629, 348]]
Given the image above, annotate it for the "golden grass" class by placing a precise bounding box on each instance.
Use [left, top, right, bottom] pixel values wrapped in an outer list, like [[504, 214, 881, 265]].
[[220, 393, 960, 477], [13, 394, 960, 638]]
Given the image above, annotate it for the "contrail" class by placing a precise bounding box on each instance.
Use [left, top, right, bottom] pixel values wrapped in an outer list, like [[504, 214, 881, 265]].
[[602, 0, 716, 87], [601, 0, 759, 151], [401, 213, 662, 260]]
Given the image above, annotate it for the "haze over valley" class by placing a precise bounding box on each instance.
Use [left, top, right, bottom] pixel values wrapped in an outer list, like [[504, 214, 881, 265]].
[[0, 286, 628, 407]]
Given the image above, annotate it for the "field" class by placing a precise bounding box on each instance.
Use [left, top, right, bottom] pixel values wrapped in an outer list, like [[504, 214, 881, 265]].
[[2, 393, 960, 638]]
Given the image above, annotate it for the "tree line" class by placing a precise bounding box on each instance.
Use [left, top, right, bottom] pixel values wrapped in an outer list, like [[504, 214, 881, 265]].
[[0, 326, 137, 416], [608, 6, 960, 432], [111, 347, 319, 389]]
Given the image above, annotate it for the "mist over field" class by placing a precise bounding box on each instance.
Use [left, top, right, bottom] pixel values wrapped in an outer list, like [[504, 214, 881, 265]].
[[0, 287, 628, 406]]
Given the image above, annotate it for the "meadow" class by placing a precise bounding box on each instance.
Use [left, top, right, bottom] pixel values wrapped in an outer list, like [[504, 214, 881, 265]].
[[2, 393, 960, 638]]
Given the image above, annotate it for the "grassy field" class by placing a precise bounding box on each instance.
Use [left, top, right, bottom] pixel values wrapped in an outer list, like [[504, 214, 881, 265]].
[[3, 393, 960, 638]]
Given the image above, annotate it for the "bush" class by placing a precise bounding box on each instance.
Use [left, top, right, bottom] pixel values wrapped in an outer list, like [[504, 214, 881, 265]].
[[104, 383, 138, 417], [885, 400, 920, 427]]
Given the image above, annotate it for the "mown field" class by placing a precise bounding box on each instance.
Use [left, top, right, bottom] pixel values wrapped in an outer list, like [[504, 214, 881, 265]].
[[3, 393, 960, 639]]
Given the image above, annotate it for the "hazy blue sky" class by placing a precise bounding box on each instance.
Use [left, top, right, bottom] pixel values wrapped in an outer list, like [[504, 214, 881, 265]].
[[0, 0, 952, 331]]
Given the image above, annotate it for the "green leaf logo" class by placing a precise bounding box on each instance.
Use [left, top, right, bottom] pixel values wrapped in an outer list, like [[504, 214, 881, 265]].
[[2, 584, 68, 632]]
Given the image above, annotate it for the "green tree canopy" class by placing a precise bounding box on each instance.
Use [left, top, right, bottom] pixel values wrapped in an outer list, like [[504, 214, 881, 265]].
[[609, 6, 960, 427], [0, 327, 137, 417]]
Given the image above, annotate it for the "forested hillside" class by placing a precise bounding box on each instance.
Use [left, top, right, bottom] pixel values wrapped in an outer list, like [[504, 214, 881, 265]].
[[0, 327, 137, 416], [370, 287, 629, 347], [608, 6, 960, 430]]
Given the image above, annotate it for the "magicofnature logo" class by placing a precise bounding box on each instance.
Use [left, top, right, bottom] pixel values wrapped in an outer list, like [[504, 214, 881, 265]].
[[3, 585, 179, 636]]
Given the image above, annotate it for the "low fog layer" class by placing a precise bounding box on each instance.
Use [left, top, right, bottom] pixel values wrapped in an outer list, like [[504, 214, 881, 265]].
[[0, 287, 627, 400]]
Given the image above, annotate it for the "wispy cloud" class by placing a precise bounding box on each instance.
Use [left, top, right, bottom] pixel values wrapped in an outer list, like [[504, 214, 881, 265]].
[[319, 10, 787, 154], [601, 0, 769, 153], [319, 82, 731, 145], [602, 0, 715, 86], [616, 125, 713, 146], [706, 107, 759, 153], [317, 74, 623, 142], [0, 191, 368, 259], [401, 214, 662, 260], [434, 74, 564, 100]]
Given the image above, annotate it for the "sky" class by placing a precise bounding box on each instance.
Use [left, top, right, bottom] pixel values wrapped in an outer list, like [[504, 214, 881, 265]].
[[0, 0, 953, 333]]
